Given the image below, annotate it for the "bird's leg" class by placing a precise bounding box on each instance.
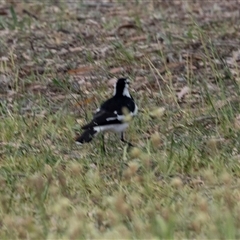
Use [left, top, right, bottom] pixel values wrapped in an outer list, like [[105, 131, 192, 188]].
[[120, 132, 134, 147], [101, 134, 106, 153]]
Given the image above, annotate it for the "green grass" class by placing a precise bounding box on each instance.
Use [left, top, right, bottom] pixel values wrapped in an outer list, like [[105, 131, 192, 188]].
[[1, 1, 240, 239]]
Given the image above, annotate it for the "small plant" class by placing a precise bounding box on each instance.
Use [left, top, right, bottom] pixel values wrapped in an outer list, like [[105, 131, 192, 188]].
[[1, 1, 240, 239]]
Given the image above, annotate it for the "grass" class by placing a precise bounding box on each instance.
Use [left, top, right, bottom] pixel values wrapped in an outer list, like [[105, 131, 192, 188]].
[[1, 0, 240, 239]]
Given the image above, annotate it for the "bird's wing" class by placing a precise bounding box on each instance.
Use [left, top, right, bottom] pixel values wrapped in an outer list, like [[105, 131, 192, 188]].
[[82, 110, 122, 129], [82, 96, 136, 130], [100, 96, 136, 114]]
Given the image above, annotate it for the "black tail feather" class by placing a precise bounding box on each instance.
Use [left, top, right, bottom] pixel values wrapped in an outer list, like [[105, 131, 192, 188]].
[[75, 128, 97, 144]]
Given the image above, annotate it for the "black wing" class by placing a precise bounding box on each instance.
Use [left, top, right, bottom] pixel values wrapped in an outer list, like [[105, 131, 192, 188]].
[[82, 95, 136, 129], [100, 96, 135, 115], [82, 110, 121, 129]]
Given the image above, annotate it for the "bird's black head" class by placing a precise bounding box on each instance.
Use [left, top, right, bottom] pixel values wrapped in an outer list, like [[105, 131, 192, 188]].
[[114, 78, 131, 97]]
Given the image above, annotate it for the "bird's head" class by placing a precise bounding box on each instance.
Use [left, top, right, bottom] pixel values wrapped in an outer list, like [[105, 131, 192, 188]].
[[114, 78, 131, 97]]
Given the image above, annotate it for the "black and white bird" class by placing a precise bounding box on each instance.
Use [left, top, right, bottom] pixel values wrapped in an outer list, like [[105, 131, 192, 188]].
[[76, 78, 138, 145]]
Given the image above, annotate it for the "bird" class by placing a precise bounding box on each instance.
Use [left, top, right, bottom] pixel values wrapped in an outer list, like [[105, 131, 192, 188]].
[[75, 78, 138, 146]]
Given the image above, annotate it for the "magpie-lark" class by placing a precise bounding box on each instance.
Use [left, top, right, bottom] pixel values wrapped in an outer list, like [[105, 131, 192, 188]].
[[76, 78, 138, 145]]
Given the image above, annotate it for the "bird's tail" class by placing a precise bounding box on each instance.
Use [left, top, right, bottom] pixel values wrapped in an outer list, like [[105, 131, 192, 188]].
[[75, 128, 97, 144]]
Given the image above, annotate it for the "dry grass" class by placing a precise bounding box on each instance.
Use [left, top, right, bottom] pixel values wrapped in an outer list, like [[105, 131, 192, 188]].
[[1, 0, 240, 239]]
